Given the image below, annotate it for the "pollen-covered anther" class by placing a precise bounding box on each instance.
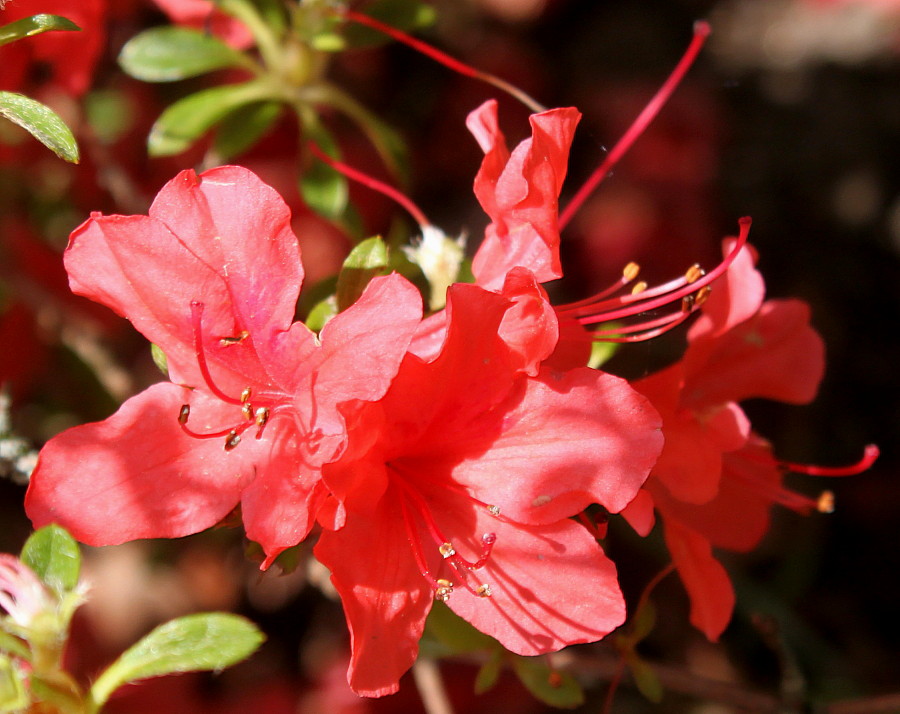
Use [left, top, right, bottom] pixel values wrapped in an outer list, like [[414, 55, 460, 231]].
[[475, 584, 492, 598], [178, 404, 190, 425], [240, 387, 252, 403], [631, 281, 648, 295], [623, 262, 641, 281], [224, 430, 242, 451], [241, 403, 253, 420], [695, 285, 712, 307], [486, 504, 501, 517], [434, 579, 454, 602], [255, 407, 270, 428], [439, 542, 456, 559], [681, 294, 696, 313], [817, 490, 835, 514], [685, 263, 705, 284]]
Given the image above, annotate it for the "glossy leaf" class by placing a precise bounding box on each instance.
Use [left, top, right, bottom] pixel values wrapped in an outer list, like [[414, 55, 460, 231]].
[[119, 26, 249, 82], [20, 525, 81, 592], [213, 101, 282, 160], [300, 122, 349, 220], [0, 93, 78, 163], [0, 14, 79, 48], [88, 613, 264, 709], [148, 80, 276, 156], [336, 237, 389, 312]]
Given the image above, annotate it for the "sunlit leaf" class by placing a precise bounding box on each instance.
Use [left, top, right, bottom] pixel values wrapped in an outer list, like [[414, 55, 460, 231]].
[[20, 525, 81, 593], [336, 237, 389, 311], [0, 93, 78, 163], [119, 26, 249, 82], [0, 14, 79, 48]]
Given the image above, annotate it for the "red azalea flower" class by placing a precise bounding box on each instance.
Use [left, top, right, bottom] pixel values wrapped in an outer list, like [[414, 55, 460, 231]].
[[0, 0, 106, 96], [314, 283, 663, 696], [624, 240, 877, 639], [25, 166, 422, 566]]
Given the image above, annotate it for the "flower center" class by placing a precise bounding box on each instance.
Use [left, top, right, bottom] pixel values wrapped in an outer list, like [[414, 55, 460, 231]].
[[176, 301, 289, 451], [388, 465, 503, 602]]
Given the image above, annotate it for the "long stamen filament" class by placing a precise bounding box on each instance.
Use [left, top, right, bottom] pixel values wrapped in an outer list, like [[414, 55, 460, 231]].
[[190, 301, 243, 406], [306, 141, 432, 227], [559, 20, 711, 230], [335, 9, 546, 113]]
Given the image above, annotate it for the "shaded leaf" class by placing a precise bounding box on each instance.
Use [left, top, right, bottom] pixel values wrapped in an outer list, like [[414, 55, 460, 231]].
[[20, 525, 81, 592], [626, 652, 664, 703], [300, 122, 348, 221], [336, 237, 389, 312], [0, 14, 79, 48], [342, 0, 436, 49], [119, 26, 249, 82], [474, 650, 503, 694], [148, 80, 276, 156], [89, 613, 264, 709], [0, 93, 78, 163], [213, 101, 282, 160], [511, 656, 584, 709]]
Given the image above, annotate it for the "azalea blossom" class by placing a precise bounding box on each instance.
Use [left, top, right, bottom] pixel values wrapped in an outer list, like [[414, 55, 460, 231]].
[[314, 282, 663, 696], [622, 240, 878, 638], [25, 166, 423, 566]]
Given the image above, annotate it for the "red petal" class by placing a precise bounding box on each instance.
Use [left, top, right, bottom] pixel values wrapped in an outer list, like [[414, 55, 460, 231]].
[[663, 519, 735, 641], [25, 383, 256, 545], [314, 495, 433, 697], [441, 367, 662, 523], [470, 102, 581, 290]]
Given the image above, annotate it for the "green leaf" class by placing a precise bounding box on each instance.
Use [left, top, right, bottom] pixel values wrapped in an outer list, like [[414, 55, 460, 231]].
[[342, 0, 437, 49], [421, 602, 496, 657], [335, 237, 388, 312], [630, 599, 657, 643], [88, 613, 264, 709], [0, 92, 78, 163], [304, 296, 338, 333], [626, 653, 664, 703], [511, 656, 584, 709], [0, 655, 29, 712], [20, 525, 81, 593], [148, 80, 277, 156], [213, 101, 282, 160], [0, 14, 79, 48], [300, 122, 349, 221], [0, 631, 30, 662], [474, 650, 503, 694], [119, 26, 250, 82], [588, 338, 618, 369]]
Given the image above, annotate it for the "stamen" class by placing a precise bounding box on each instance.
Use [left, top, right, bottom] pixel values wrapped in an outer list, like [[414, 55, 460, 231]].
[[224, 430, 241, 451], [240, 388, 252, 403], [623, 262, 641, 281], [435, 579, 455, 602], [817, 491, 835, 514], [631, 281, 648, 295], [242, 403, 253, 420], [220, 331, 249, 345], [486, 504, 501, 517], [335, 9, 546, 113], [190, 301, 243, 406], [475, 584, 492, 598], [684, 264, 704, 283], [559, 21, 711, 230], [776, 444, 880, 477], [306, 141, 432, 228], [439, 542, 456, 559], [178, 404, 190, 425], [255, 407, 269, 428]]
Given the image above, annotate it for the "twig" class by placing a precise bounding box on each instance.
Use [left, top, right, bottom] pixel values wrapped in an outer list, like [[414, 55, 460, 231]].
[[412, 657, 455, 714]]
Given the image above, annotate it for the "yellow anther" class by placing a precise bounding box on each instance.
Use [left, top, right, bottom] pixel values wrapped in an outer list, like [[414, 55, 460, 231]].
[[435, 579, 454, 602], [242, 403, 253, 420], [439, 543, 456, 559], [817, 490, 835, 514], [623, 262, 641, 281], [486, 504, 501, 517], [631, 281, 648, 296], [240, 388, 252, 403], [255, 407, 270, 428], [178, 404, 190, 425], [220, 331, 249, 346], [475, 584, 493, 598], [685, 264, 705, 283], [681, 294, 696, 313], [695, 285, 712, 307]]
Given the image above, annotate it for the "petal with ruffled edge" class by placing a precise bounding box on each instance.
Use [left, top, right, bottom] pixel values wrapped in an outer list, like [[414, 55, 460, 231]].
[[25, 383, 262, 546], [469, 100, 581, 290], [663, 518, 735, 641], [314, 495, 433, 697]]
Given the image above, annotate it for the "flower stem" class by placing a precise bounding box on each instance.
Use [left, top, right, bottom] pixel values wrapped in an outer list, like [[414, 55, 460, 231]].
[[412, 657, 455, 714]]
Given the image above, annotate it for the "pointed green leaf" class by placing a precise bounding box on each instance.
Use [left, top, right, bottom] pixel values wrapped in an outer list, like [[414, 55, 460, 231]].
[[0, 632, 30, 663], [148, 80, 276, 156], [626, 653, 664, 703], [631, 599, 657, 643], [89, 613, 264, 709], [588, 337, 618, 369], [305, 296, 338, 333], [421, 602, 496, 658], [20, 525, 81, 593], [300, 123, 349, 221], [474, 650, 503, 694], [0, 14, 79, 48], [336, 237, 389, 311], [0, 655, 29, 711], [119, 26, 250, 82], [511, 656, 584, 709], [213, 101, 282, 160], [150, 344, 169, 377], [0, 92, 78, 163]]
